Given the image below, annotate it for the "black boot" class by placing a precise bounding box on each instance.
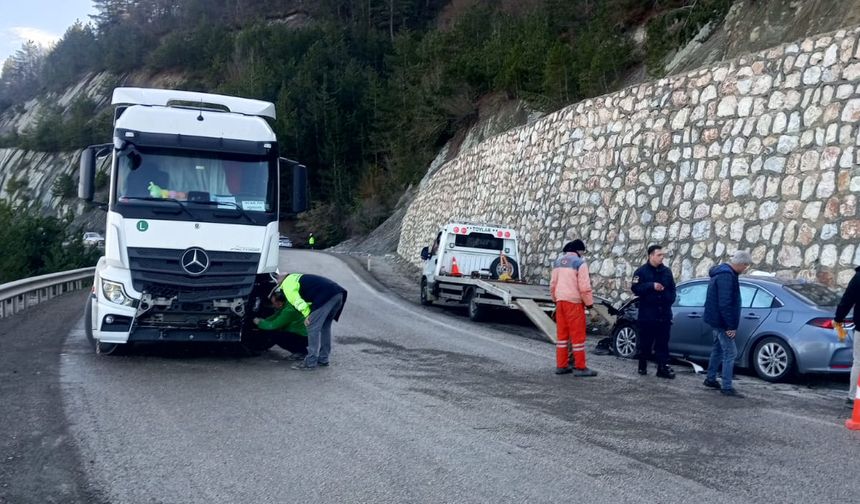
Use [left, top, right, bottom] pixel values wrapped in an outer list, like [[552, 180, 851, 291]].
[[656, 365, 675, 379], [638, 359, 647, 375]]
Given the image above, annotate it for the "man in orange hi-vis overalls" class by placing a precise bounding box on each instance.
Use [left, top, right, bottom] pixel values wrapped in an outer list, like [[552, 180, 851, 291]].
[[550, 239, 598, 377]]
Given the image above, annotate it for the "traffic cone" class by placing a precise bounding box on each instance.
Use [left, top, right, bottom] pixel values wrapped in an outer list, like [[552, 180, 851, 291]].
[[846, 375, 860, 431], [450, 257, 461, 276]]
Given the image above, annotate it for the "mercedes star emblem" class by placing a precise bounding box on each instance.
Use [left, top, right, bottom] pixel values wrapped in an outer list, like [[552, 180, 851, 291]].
[[181, 247, 210, 276]]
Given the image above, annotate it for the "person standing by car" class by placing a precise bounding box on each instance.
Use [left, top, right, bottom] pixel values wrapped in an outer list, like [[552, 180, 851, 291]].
[[835, 265, 860, 406], [631, 245, 677, 378], [703, 250, 752, 397], [550, 239, 597, 377], [278, 273, 347, 370]]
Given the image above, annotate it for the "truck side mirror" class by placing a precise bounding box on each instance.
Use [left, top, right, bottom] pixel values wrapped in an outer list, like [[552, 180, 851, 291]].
[[279, 157, 309, 214], [292, 164, 308, 213], [420, 247, 430, 260], [78, 147, 95, 201]]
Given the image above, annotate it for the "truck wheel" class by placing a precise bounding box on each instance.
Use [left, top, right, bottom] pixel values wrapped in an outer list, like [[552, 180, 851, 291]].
[[84, 298, 95, 346], [466, 289, 487, 322], [85, 298, 125, 355], [420, 277, 433, 306], [96, 342, 125, 355], [489, 257, 519, 280], [241, 333, 275, 355]]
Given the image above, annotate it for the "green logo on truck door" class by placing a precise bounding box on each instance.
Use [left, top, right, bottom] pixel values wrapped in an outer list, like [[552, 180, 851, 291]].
[[136, 220, 149, 232]]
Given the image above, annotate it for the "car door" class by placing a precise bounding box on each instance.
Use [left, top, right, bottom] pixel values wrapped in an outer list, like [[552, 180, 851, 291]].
[[670, 282, 710, 357], [734, 283, 774, 363]]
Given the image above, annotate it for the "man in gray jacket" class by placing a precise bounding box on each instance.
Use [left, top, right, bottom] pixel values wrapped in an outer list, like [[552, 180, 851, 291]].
[[702, 250, 752, 398]]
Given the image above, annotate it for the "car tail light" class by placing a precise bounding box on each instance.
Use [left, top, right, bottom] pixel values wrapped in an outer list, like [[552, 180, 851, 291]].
[[808, 318, 835, 328], [809, 318, 855, 329]]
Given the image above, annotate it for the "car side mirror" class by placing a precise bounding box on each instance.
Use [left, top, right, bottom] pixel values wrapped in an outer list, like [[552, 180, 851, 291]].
[[420, 247, 430, 260]]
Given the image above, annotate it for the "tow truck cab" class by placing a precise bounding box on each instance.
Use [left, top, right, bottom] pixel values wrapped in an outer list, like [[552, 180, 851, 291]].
[[420, 223, 520, 285]]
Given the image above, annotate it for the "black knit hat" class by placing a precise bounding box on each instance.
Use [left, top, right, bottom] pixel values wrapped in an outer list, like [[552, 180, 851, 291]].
[[563, 239, 587, 253]]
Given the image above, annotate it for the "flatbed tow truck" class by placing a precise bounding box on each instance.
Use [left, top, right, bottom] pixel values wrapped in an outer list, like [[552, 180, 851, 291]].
[[418, 223, 615, 343]]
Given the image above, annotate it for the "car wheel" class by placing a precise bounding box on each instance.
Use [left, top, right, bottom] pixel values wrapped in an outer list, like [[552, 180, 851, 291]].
[[611, 324, 638, 359], [752, 336, 795, 382], [420, 277, 432, 306]]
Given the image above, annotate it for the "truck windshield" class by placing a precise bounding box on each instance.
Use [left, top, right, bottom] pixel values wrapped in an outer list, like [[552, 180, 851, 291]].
[[116, 146, 275, 213]]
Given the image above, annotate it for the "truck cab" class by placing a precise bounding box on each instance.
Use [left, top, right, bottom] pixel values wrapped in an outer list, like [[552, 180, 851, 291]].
[[78, 87, 307, 353]]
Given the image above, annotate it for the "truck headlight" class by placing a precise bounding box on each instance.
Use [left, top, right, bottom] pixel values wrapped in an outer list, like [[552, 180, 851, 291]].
[[101, 280, 134, 307]]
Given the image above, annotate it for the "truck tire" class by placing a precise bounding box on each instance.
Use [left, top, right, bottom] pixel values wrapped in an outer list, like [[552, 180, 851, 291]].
[[84, 297, 95, 346], [465, 289, 487, 322], [420, 277, 433, 306], [489, 257, 519, 280], [241, 333, 275, 355], [85, 298, 126, 355]]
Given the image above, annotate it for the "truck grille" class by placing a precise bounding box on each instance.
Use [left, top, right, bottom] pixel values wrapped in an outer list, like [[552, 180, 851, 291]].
[[127, 247, 260, 299]]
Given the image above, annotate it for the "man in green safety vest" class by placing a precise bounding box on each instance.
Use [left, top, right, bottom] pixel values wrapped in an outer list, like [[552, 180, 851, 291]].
[[277, 273, 348, 370], [308, 233, 316, 249]]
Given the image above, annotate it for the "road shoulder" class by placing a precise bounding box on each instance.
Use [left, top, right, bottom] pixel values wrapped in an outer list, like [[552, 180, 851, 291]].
[[0, 291, 107, 504]]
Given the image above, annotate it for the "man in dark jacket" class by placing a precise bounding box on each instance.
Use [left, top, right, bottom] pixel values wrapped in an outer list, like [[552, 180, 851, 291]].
[[835, 266, 860, 405], [278, 273, 348, 370], [703, 250, 752, 397], [631, 245, 677, 378]]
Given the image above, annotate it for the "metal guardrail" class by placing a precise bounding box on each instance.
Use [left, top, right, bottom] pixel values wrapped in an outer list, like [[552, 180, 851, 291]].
[[0, 267, 95, 319]]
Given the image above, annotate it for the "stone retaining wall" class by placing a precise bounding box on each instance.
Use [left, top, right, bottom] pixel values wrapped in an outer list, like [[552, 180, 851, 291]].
[[398, 26, 860, 299]]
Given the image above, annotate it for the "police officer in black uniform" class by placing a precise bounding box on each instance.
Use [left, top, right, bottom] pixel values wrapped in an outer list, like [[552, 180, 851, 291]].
[[631, 244, 677, 378]]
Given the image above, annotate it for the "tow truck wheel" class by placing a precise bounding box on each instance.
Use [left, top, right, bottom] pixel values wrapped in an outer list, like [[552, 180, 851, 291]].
[[489, 257, 519, 280], [466, 289, 487, 322], [420, 277, 433, 306]]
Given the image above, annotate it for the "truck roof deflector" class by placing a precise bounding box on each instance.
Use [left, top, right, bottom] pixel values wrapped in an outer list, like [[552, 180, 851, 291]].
[[111, 87, 277, 120]]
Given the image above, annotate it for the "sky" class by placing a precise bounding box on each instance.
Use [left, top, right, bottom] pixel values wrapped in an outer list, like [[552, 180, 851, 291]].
[[0, 0, 96, 67]]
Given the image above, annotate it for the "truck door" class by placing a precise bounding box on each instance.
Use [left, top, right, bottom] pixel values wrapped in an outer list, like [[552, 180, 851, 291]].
[[424, 232, 443, 281]]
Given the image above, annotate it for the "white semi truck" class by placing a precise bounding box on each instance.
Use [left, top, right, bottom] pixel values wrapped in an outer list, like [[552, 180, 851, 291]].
[[78, 87, 307, 354]]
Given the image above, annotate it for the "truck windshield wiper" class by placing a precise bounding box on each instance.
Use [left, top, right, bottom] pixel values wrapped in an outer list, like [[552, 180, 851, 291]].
[[188, 200, 256, 224], [119, 196, 197, 219]]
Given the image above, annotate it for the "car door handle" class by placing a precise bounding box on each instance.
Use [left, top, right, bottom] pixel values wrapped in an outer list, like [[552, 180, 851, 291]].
[[744, 313, 760, 319], [687, 313, 702, 318]]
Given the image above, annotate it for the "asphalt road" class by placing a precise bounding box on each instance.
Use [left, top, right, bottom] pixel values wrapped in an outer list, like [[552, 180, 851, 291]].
[[5, 250, 860, 503]]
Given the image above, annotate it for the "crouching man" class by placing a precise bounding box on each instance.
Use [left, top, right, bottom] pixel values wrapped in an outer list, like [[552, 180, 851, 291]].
[[253, 290, 308, 361]]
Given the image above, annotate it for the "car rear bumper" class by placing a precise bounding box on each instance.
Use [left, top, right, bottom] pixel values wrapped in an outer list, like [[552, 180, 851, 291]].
[[793, 329, 854, 374]]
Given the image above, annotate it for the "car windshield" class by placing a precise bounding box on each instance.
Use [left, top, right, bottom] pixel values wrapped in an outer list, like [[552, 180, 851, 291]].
[[115, 146, 275, 212], [785, 283, 843, 306]]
